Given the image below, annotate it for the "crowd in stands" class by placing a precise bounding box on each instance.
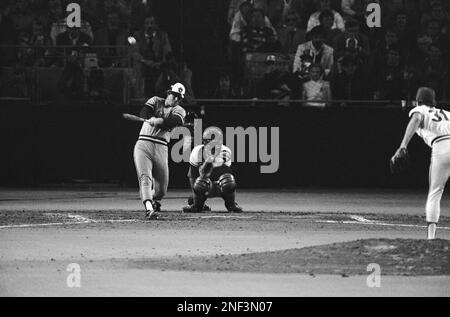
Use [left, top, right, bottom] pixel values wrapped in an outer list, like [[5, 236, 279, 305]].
[[0, 0, 449, 105], [0, 0, 194, 101], [228, 0, 450, 106]]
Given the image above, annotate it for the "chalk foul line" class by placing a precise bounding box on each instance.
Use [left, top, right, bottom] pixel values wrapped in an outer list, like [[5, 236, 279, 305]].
[[315, 215, 450, 230], [0, 214, 139, 229]]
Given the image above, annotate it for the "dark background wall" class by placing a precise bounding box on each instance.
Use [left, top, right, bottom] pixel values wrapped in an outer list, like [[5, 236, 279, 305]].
[[0, 101, 431, 189]]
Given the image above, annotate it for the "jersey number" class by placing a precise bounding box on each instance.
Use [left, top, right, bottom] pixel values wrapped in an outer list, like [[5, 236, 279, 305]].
[[431, 109, 449, 122]]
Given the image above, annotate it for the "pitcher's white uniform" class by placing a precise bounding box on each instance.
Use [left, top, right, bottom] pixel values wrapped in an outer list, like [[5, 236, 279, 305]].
[[409, 105, 450, 223]]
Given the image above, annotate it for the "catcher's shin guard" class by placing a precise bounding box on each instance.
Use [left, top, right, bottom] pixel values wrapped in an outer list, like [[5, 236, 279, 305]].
[[193, 177, 212, 208], [218, 173, 238, 208]]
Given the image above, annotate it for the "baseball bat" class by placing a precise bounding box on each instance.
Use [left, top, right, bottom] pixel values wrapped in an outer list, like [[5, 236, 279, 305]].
[[122, 113, 146, 123]]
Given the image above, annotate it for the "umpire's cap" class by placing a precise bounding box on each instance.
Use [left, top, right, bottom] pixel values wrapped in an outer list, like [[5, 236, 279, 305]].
[[416, 87, 436, 107]]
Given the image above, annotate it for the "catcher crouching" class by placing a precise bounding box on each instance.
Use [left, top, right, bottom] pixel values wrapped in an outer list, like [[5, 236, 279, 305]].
[[183, 127, 243, 213]]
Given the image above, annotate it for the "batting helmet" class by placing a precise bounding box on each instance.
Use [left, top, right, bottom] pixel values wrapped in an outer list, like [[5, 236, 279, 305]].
[[416, 87, 436, 107], [168, 82, 186, 99]]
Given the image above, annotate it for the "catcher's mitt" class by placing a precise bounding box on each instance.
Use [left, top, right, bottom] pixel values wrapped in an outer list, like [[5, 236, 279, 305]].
[[390, 147, 410, 174]]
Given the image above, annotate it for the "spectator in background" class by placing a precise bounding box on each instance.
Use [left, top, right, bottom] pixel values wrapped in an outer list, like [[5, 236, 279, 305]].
[[56, 26, 93, 47], [129, 0, 154, 32], [50, 0, 93, 46], [280, 0, 317, 29], [333, 19, 370, 61], [229, 1, 256, 97], [331, 55, 370, 105], [277, 10, 306, 55], [58, 50, 85, 100], [307, 0, 345, 32], [359, 0, 384, 49], [293, 26, 334, 80], [228, 0, 267, 25], [265, 0, 287, 29], [16, 30, 34, 67], [399, 62, 424, 102], [421, 44, 449, 99], [372, 28, 400, 71], [230, 1, 276, 42], [212, 73, 237, 99], [319, 9, 342, 46], [392, 10, 416, 52], [341, 0, 368, 22], [38, 0, 64, 36], [55, 24, 94, 68], [257, 55, 292, 102], [421, 2, 450, 31], [102, 0, 131, 24], [373, 47, 405, 100], [421, 19, 448, 53], [29, 21, 52, 67], [241, 8, 280, 53], [9, 0, 34, 35], [409, 34, 432, 65], [382, 0, 408, 23], [131, 15, 172, 96], [94, 11, 129, 67], [79, 0, 100, 29], [155, 53, 196, 103], [302, 63, 331, 108]]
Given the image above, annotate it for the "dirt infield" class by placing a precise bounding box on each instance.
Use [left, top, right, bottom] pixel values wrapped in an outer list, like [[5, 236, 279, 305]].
[[134, 239, 450, 276], [1, 188, 450, 296]]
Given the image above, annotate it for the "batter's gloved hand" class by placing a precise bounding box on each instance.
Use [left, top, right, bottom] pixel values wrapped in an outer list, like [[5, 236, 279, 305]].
[[147, 117, 163, 126], [390, 147, 410, 174], [184, 111, 198, 127]]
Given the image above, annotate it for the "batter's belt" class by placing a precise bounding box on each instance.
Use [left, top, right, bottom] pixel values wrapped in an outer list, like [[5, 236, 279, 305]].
[[138, 135, 168, 146]]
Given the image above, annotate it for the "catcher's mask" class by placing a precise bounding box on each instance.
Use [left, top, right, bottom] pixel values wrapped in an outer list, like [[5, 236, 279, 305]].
[[416, 87, 436, 107], [202, 126, 223, 146]]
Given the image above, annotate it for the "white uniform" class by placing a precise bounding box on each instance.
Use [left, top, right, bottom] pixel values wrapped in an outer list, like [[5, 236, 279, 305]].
[[409, 105, 450, 223], [189, 145, 232, 169]]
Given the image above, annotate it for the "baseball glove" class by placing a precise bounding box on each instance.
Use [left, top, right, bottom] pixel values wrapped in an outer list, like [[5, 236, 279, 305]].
[[390, 147, 410, 174]]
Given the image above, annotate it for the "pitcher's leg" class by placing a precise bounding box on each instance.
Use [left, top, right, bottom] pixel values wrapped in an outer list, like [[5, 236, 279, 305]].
[[425, 154, 450, 238]]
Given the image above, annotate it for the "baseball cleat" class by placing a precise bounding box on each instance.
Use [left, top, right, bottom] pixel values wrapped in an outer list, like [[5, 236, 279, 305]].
[[187, 196, 211, 211], [226, 203, 243, 213], [153, 200, 161, 212], [145, 210, 159, 220], [144, 200, 159, 220], [182, 205, 203, 213]]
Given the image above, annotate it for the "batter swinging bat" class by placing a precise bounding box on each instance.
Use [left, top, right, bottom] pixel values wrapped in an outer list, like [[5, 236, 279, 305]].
[[122, 113, 194, 127], [122, 113, 146, 122]]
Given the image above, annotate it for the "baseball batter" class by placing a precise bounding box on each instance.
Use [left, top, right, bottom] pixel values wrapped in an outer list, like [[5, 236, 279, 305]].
[[134, 83, 186, 220], [183, 127, 243, 213], [391, 87, 450, 240]]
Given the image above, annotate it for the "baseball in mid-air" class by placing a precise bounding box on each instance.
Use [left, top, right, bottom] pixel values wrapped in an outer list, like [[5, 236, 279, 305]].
[[128, 36, 137, 45]]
